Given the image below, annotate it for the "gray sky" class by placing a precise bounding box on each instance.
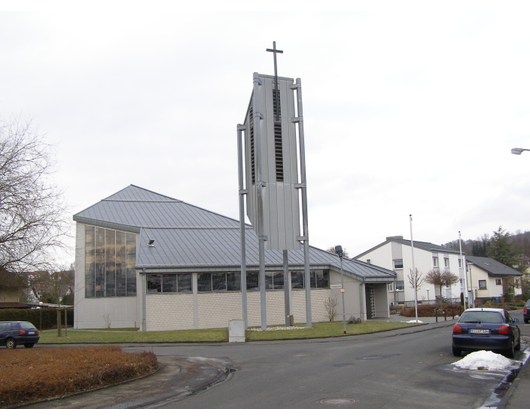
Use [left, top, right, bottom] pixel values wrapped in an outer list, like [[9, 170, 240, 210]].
[[2, 4, 530, 266]]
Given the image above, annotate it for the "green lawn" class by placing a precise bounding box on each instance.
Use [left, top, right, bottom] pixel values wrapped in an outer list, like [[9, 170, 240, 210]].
[[39, 321, 417, 344]]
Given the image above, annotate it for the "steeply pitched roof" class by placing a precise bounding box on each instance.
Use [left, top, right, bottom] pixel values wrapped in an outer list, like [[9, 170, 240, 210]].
[[355, 235, 461, 259], [466, 256, 521, 277], [74, 185, 396, 282], [73, 185, 239, 233]]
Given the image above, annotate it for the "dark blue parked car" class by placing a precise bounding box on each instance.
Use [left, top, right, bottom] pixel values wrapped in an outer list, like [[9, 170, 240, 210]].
[[0, 321, 40, 349], [452, 308, 520, 358]]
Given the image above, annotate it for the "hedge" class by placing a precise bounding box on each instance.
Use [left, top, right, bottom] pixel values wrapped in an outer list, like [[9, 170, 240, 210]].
[[0, 308, 73, 330]]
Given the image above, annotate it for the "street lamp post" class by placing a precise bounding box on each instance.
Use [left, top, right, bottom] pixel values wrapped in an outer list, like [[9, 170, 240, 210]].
[[511, 148, 530, 155], [335, 245, 347, 334]]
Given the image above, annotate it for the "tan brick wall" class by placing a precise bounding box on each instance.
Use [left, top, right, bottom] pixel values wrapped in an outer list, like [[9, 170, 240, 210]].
[[146, 289, 330, 330], [146, 294, 194, 331]]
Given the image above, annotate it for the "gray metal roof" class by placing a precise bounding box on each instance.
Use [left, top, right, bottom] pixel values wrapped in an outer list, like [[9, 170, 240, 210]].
[[74, 185, 396, 282], [466, 256, 521, 277], [355, 235, 461, 259]]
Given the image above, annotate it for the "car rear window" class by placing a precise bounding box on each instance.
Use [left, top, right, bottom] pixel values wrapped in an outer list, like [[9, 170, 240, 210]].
[[19, 322, 35, 329], [460, 311, 504, 323], [0, 322, 9, 331]]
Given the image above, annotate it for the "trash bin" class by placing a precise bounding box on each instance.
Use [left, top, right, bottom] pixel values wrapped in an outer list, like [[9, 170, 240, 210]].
[[229, 320, 245, 343]]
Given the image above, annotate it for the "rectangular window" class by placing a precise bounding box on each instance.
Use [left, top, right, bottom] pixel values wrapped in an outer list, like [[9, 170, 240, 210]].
[[178, 274, 192, 292], [147, 274, 161, 293], [291, 270, 329, 289], [387, 283, 394, 292], [227, 272, 240, 291], [163, 274, 177, 292], [444, 258, 450, 268], [393, 259, 403, 269], [433, 257, 439, 267], [213, 273, 227, 291], [479, 280, 487, 290], [198, 273, 212, 292], [246, 272, 259, 290], [396, 281, 404, 291], [495, 279, 502, 286]]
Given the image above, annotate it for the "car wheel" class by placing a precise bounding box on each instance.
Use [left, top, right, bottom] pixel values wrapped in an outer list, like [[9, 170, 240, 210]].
[[24, 343, 34, 348], [5, 338, 16, 349], [505, 340, 515, 358], [452, 346, 461, 357], [515, 337, 521, 351]]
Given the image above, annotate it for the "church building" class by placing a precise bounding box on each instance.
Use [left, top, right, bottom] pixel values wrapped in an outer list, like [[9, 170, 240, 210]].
[[73, 185, 396, 331]]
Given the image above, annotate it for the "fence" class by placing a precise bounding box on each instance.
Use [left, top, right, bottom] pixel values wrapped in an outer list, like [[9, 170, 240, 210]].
[[0, 308, 73, 330]]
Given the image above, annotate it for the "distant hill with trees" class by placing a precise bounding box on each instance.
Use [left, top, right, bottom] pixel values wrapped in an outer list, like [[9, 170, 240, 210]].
[[443, 227, 530, 271]]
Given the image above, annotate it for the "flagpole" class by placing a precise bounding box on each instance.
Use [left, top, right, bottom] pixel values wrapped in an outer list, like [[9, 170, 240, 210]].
[[410, 214, 419, 323], [458, 231, 468, 310]]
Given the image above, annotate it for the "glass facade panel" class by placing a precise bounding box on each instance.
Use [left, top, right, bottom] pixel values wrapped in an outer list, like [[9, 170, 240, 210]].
[[85, 226, 95, 297], [84, 226, 137, 298]]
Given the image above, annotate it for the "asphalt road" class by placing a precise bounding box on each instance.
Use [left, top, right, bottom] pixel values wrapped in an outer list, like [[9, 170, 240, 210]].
[[25, 312, 528, 409], [125, 319, 527, 409]]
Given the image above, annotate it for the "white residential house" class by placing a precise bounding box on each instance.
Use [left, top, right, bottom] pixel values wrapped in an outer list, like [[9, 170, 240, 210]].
[[355, 236, 466, 306], [466, 256, 522, 303]]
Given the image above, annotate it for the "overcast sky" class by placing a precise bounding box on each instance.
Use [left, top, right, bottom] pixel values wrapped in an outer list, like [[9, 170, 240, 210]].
[[2, 3, 530, 266]]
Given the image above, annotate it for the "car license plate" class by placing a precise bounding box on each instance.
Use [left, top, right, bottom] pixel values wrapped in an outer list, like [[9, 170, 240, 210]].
[[28, 332, 35, 335], [470, 329, 489, 334]]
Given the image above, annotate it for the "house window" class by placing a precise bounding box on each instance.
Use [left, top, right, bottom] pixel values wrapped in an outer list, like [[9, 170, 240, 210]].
[[433, 257, 439, 267], [85, 225, 137, 298], [387, 283, 394, 292], [393, 259, 403, 269], [444, 258, 450, 268], [479, 280, 487, 290], [396, 281, 404, 291], [458, 258, 462, 268], [495, 279, 502, 286]]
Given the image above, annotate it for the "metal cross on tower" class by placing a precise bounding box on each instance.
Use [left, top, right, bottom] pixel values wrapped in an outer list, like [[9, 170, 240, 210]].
[[266, 41, 283, 122]]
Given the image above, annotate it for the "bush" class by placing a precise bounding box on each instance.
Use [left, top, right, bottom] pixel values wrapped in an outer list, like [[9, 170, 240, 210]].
[[0, 346, 158, 407], [0, 308, 73, 330], [399, 304, 463, 318]]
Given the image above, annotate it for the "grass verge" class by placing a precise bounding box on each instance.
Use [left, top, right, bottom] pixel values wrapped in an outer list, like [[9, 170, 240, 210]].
[[39, 321, 417, 344]]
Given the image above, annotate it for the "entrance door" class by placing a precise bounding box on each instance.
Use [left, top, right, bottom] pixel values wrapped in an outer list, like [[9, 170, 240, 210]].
[[365, 286, 375, 319]]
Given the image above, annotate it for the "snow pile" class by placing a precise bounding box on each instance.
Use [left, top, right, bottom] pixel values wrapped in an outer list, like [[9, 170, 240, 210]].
[[452, 350, 514, 371]]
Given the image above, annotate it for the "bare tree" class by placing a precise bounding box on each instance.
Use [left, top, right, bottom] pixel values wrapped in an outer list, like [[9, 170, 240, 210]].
[[425, 269, 458, 300], [407, 267, 424, 290], [0, 117, 69, 275]]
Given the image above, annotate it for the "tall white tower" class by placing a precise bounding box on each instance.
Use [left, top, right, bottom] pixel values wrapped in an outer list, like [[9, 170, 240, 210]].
[[243, 73, 301, 250]]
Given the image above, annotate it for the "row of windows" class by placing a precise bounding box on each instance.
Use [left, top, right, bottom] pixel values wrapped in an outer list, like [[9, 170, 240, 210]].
[[146, 270, 330, 294], [394, 257, 464, 270]]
